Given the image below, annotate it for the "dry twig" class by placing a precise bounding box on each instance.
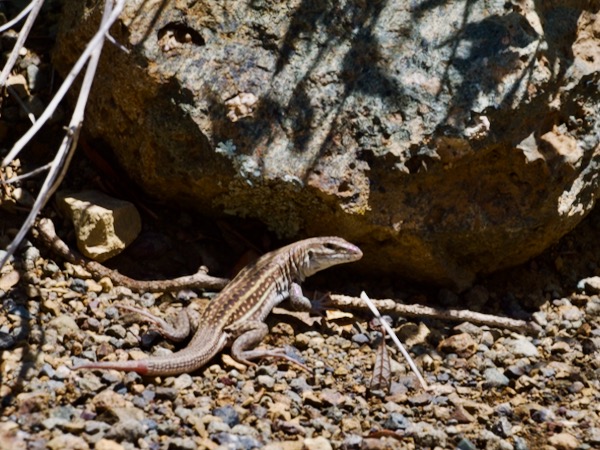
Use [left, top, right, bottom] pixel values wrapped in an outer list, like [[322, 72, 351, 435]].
[[0, 0, 44, 87], [36, 218, 229, 292], [0, 1, 36, 34], [329, 293, 539, 335]]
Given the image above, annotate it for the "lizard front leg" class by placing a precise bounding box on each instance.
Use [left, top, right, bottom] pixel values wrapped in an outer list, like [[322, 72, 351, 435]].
[[226, 320, 309, 372], [288, 282, 328, 314]]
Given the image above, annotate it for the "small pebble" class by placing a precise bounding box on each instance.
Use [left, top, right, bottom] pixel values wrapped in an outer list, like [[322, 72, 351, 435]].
[[491, 416, 512, 438], [44, 261, 60, 274], [171, 373, 194, 391], [155, 387, 178, 401], [438, 333, 477, 358], [213, 406, 240, 428], [139, 292, 156, 307], [548, 432, 579, 450], [257, 374, 275, 389], [505, 359, 530, 378], [85, 421, 112, 434], [514, 437, 530, 450], [303, 436, 333, 450], [577, 277, 600, 294], [53, 365, 71, 380], [46, 434, 87, 450], [177, 289, 198, 302], [207, 420, 231, 434], [532, 311, 548, 326], [503, 337, 539, 358], [105, 419, 146, 441], [22, 246, 40, 269], [457, 438, 478, 450], [165, 437, 197, 450], [410, 421, 447, 447], [289, 377, 312, 393], [102, 371, 125, 385], [99, 277, 114, 291], [70, 278, 88, 294], [0, 250, 15, 264], [27, 64, 44, 90], [42, 417, 68, 430], [212, 433, 261, 449], [480, 331, 495, 347], [342, 434, 363, 450], [495, 403, 512, 416], [483, 368, 509, 388], [531, 407, 555, 423], [7, 303, 31, 319], [586, 298, 600, 316], [383, 412, 410, 430], [48, 315, 79, 338], [0, 332, 15, 350], [567, 381, 584, 394], [77, 374, 105, 393], [141, 389, 156, 403], [561, 307, 584, 322], [351, 333, 369, 344], [587, 428, 600, 445]]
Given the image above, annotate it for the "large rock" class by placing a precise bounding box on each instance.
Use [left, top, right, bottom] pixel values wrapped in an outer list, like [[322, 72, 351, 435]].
[[52, 1, 600, 289]]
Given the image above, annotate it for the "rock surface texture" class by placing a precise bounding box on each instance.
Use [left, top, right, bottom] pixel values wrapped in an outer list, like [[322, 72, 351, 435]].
[[56, 190, 142, 262], [53, 1, 600, 289]]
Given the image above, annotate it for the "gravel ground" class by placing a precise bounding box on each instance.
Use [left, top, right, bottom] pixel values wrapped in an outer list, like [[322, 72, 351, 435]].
[[0, 205, 599, 450]]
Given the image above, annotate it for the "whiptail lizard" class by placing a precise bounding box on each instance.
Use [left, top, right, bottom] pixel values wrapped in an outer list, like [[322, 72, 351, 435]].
[[74, 237, 362, 376]]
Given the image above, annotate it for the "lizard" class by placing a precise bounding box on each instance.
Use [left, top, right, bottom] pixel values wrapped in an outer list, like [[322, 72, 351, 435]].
[[73, 236, 363, 376]]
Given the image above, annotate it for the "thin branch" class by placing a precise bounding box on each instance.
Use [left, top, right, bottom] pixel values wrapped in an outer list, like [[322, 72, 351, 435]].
[[105, 33, 131, 53], [329, 294, 540, 335], [0, 128, 79, 270], [0, 1, 36, 33], [0, 0, 45, 87], [35, 218, 229, 292], [2, 0, 126, 167], [0, 162, 52, 184], [0, 0, 126, 270]]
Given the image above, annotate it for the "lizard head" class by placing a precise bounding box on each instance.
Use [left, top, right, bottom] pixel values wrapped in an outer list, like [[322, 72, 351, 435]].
[[299, 236, 363, 278]]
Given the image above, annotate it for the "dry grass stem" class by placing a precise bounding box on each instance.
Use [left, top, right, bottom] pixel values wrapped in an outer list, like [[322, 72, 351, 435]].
[[360, 291, 429, 391]]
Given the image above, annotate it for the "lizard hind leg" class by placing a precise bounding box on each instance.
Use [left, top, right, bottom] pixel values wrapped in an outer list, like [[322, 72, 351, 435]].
[[115, 304, 198, 342], [227, 320, 310, 372]]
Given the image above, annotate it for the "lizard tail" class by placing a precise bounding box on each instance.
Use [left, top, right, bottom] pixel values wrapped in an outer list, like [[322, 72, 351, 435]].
[[73, 360, 150, 375]]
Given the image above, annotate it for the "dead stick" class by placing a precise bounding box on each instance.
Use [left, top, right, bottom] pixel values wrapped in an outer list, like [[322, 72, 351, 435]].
[[329, 294, 540, 336], [35, 218, 229, 292]]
